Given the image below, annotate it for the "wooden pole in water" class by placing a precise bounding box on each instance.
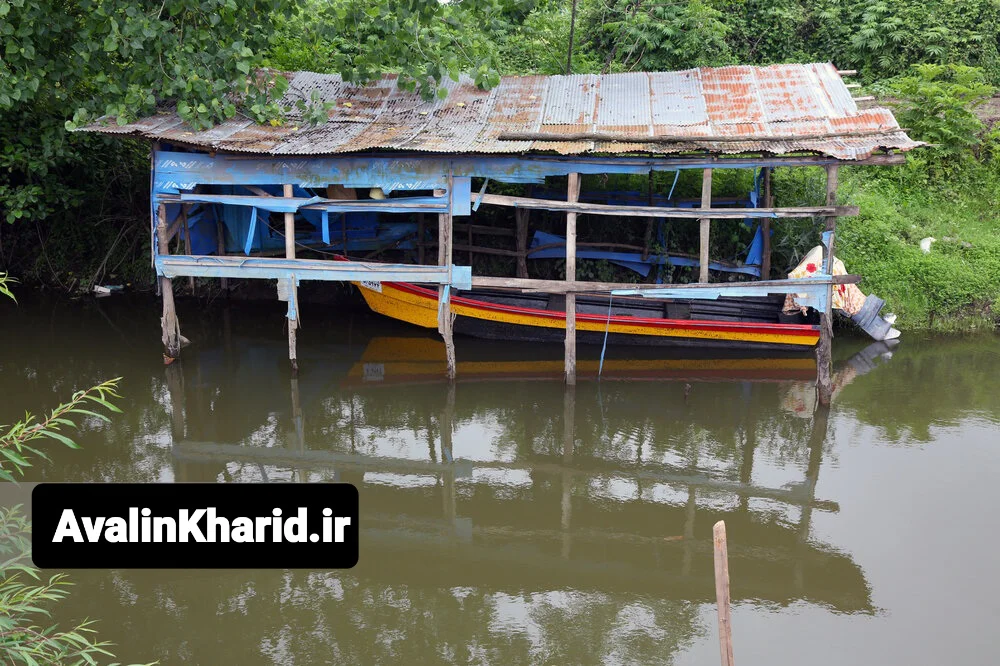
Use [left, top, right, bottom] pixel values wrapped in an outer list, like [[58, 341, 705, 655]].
[[713, 520, 735, 666], [437, 177, 457, 380], [817, 165, 839, 406], [761, 167, 772, 280], [565, 173, 581, 385], [699, 169, 713, 283], [156, 203, 181, 363], [284, 183, 299, 375]]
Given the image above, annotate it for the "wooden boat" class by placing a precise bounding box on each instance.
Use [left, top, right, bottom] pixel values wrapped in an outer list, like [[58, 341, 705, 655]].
[[352, 279, 820, 351]]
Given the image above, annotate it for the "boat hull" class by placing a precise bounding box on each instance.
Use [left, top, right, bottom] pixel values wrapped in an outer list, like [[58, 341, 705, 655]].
[[354, 280, 820, 351]]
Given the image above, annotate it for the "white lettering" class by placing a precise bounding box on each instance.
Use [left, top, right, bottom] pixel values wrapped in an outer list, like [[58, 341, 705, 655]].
[[178, 509, 207, 542], [52, 509, 84, 542]]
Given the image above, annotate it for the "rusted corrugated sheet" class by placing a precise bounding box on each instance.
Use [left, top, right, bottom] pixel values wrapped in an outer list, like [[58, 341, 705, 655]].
[[80, 63, 921, 160]]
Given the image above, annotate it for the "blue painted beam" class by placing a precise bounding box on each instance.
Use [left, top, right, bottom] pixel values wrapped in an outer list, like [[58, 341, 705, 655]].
[[156, 255, 472, 290], [153, 150, 863, 191]]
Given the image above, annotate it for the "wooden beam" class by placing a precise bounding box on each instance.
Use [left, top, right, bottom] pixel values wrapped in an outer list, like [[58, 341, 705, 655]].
[[498, 128, 902, 143], [837, 69, 857, 75], [215, 210, 228, 293], [438, 175, 456, 380], [471, 274, 859, 294], [761, 167, 773, 280], [470, 193, 858, 219], [818, 164, 839, 406], [713, 521, 736, 666], [565, 173, 581, 386], [699, 169, 712, 283], [156, 204, 181, 363], [283, 184, 298, 374]]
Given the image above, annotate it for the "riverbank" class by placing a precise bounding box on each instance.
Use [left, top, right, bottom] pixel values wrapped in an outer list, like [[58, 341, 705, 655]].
[[835, 156, 1000, 332]]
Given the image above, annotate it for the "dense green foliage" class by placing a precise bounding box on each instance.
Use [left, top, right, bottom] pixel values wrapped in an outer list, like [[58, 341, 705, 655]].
[[1, 0, 999, 328]]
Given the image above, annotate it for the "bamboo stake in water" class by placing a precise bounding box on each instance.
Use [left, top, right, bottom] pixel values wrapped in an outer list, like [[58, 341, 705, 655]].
[[713, 520, 735, 666]]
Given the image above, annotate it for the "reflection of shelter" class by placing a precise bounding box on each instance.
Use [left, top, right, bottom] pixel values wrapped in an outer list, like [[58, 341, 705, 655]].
[[167, 333, 874, 614], [80, 64, 918, 402]]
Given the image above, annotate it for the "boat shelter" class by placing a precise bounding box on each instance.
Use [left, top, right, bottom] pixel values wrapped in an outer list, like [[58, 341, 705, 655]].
[[80, 62, 920, 402]]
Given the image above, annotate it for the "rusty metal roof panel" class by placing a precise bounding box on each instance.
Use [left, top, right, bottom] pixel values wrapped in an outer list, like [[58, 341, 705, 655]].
[[595, 72, 651, 132], [542, 75, 599, 126], [649, 70, 707, 126], [80, 64, 922, 160]]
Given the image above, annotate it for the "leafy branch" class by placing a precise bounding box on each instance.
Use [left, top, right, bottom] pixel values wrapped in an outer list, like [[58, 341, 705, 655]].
[[0, 378, 123, 482]]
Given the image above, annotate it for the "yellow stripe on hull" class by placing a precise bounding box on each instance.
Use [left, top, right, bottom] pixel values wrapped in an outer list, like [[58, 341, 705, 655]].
[[354, 282, 817, 348]]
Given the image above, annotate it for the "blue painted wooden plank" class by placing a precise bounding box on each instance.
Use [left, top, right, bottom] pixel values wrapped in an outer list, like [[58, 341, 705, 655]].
[[171, 192, 447, 214], [243, 207, 258, 256], [155, 255, 472, 289], [153, 150, 845, 191]]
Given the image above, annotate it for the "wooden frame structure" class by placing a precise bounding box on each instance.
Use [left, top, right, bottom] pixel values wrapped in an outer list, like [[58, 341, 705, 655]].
[[149, 146, 900, 399], [80, 63, 920, 404]]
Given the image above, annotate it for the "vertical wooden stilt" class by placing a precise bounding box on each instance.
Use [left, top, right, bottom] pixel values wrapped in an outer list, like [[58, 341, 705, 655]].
[[817, 165, 839, 405], [515, 207, 529, 278], [699, 169, 713, 284], [156, 203, 181, 363], [761, 167, 772, 280], [564, 173, 581, 385], [284, 183, 299, 375], [216, 212, 228, 293], [642, 170, 654, 261], [181, 206, 194, 294], [437, 176, 456, 380], [713, 520, 736, 666]]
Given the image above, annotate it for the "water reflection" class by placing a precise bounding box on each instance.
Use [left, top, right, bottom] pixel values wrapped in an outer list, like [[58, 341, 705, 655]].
[[0, 298, 935, 664]]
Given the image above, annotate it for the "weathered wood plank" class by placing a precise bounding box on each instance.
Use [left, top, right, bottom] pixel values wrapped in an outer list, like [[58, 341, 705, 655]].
[[471, 274, 859, 294], [713, 520, 736, 666], [699, 169, 712, 283], [565, 173, 581, 385], [499, 128, 903, 143], [470, 193, 858, 219]]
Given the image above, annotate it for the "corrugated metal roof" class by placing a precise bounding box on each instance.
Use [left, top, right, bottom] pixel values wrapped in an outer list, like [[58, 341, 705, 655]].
[[80, 63, 921, 160]]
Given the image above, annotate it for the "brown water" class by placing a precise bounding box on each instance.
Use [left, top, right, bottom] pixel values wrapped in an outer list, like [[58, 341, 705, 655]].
[[2, 295, 999, 665]]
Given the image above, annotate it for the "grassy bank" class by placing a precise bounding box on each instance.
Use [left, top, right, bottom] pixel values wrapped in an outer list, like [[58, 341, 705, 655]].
[[834, 156, 1000, 331]]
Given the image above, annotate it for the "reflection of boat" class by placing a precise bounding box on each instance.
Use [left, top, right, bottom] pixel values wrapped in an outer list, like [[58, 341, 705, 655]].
[[353, 280, 820, 351], [344, 335, 818, 386]]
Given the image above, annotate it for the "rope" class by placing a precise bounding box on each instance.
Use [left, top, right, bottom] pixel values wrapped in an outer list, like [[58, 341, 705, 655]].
[[598, 293, 613, 379]]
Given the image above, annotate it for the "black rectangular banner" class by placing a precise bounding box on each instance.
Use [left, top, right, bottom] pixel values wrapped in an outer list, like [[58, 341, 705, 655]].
[[31, 483, 359, 569]]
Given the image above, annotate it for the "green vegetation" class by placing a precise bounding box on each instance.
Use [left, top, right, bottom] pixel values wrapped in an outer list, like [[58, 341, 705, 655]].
[[0, 277, 136, 665], [1, 0, 999, 329]]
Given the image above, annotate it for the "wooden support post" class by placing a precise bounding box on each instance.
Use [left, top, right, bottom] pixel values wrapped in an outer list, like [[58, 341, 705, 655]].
[[699, 169, 713, 284], [156, 203, 181, 363], [761, 167, 772, 280], [714, 520, 736, 666], [682, 487, 696, 576], [284, 183, 299, 375], [180, 206, 195, 294], [642, 171, 654, 261], [565, 173, 581, 385], [437, 179, 456, 380], [515, 207, 530, 278], [216, 212, 228, 293], [817, 165, 839, 405]]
